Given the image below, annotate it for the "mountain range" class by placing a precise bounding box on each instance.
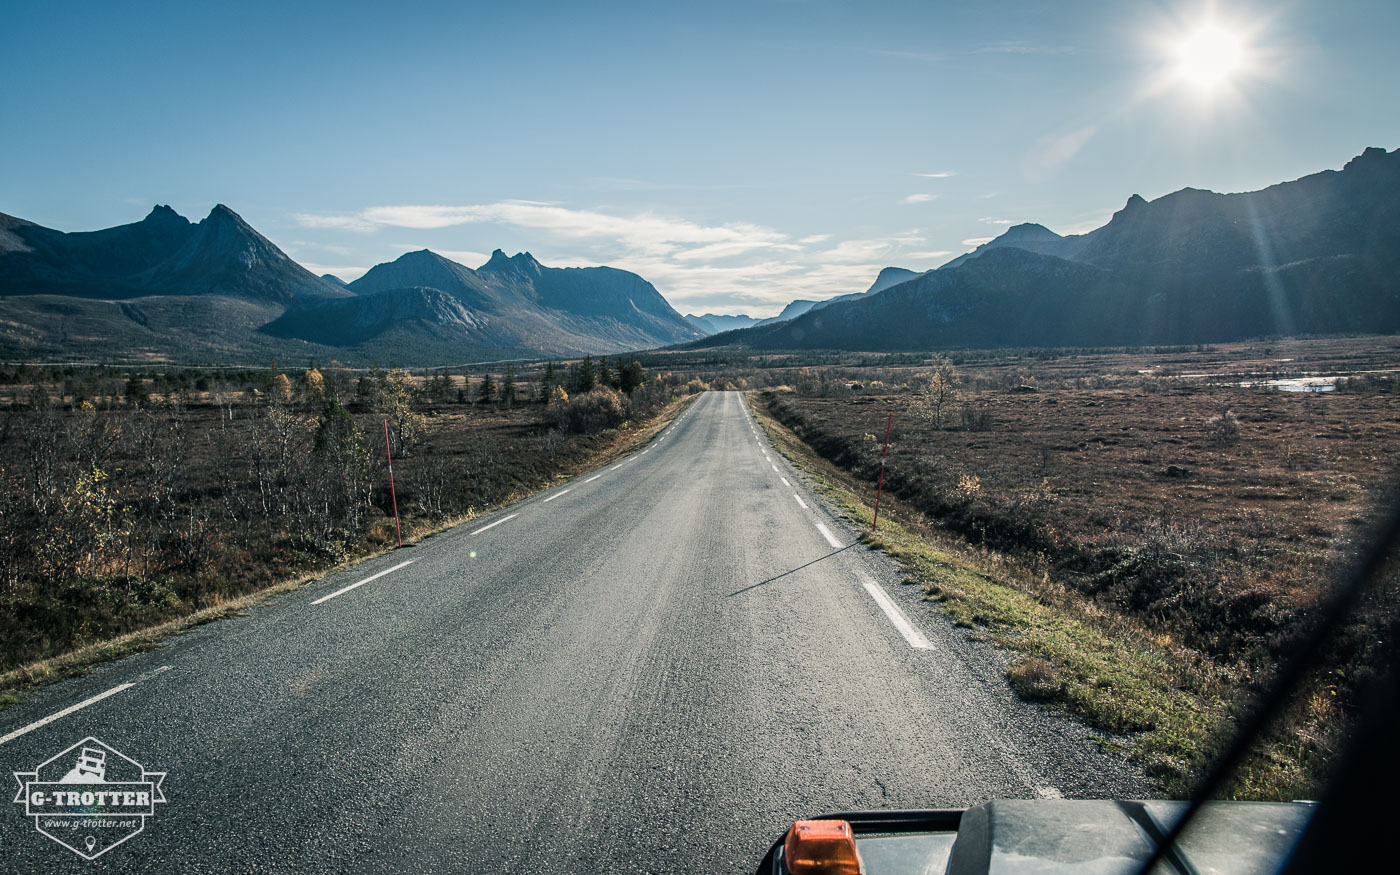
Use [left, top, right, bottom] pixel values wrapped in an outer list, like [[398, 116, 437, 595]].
[[692, 147, 1400, 351], [0, 206, 701, 363], [682, 266, 925, 337]]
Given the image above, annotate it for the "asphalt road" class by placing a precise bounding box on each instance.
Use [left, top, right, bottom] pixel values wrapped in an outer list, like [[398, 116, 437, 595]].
[[0, 391, 1147, 873]]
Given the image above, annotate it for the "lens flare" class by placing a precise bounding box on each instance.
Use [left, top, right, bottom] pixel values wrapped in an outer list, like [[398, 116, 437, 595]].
[[1175, 24, 1245, 90]]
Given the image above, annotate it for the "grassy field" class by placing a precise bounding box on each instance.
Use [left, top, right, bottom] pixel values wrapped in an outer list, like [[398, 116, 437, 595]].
[[747, 336, 1400, 798]]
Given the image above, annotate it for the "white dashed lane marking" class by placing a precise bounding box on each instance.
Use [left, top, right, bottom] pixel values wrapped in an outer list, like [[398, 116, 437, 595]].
[[470, 513, 519, 535], [312, 560, 416, 605], [857, 571, 932, 650], [0, 666, 172, 747]]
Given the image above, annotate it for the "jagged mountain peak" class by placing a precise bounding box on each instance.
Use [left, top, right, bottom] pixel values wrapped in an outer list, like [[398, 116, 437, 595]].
[[1000, 222, 1061, 241], [143, 204, 189, 227], [480, 249, 543, 276]]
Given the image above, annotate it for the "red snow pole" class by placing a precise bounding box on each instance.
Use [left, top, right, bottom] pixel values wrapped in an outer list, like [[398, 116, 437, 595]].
[[871, 411, 893, 532], [383, 418, 402, 547]]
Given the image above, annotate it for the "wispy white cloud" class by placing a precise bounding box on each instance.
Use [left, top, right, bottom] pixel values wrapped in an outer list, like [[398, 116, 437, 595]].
[[436, 249, 492, 267], [912, 171, 955, 178], [872, 48, 943, 63], [961, 237, 995, 247], [292, 213, 376, 233], [816, 239, 895, 264], [298, 262, 371, 282], [901, 193, 938, 204], [906, 250, 953, 260], [293, 201, 934, 317], [978, 217, 1016, 225], [975, 41, 1075, 55]]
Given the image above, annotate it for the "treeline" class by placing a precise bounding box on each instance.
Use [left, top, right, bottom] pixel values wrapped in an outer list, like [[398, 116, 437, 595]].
[[0, 360, 698, 672]]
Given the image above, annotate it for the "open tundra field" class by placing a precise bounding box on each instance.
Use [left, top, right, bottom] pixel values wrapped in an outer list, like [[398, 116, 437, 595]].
[[0, 363, 701, 682], [747, 335, 1400, 795]]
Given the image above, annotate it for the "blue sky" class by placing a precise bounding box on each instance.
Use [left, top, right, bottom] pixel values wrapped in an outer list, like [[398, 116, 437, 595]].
[[3, 0, 1397, 316]]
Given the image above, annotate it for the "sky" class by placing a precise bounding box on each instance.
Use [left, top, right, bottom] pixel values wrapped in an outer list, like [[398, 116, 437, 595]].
[[3, 0, 1397, 317]]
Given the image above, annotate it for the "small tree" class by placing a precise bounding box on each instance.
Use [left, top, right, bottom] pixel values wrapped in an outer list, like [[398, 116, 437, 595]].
[[577, 356, 596, 393], [124, 374, 149, 405], [913, 356, 960, 430], [303, 367, 327, 404], [478, 372, 496, 404], [619, 359, 645, 394], [501, 365, 517, 406], [597, 356, 614, 390], [271, 373, 293, 406], [538, 362, 557, 403]]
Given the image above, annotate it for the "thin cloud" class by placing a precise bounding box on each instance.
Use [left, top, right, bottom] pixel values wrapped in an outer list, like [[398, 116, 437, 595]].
[[962, 237, 995, 247], [901, 193, 938, 204], [817, 239, 895, 264], [872, 49, 943, 63], [906, 250, 953, 260], [293, 202, 913, 319], [975, 41, 1075, 55], [298, 262, 371, 282], [978, 217, 1016, 225], [912, 171, 955, 178], [436, 250, 492, 267]]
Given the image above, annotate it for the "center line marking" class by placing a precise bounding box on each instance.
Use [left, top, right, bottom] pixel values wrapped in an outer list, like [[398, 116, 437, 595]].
[[815, 522, 843, 549], [470, 513, 519, 535], [771, 464, 779, 472], [585, 475, 601, 483], [781, 476, 791, 486], [0, 666, 172, 747], [641, 449, 649, 455], [793, 494, 808, 509], [543, 489, 570, 502], [313, 559, 415, 605], [611, 464, 623, 470], [858, 572, 932, 649]]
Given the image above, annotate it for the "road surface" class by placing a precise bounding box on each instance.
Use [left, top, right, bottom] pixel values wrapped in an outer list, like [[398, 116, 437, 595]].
[[0, 391, 1146, 873]]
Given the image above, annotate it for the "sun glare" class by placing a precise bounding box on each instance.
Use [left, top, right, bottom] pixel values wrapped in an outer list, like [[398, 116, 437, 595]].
[[1174, 23, 1246, 91]]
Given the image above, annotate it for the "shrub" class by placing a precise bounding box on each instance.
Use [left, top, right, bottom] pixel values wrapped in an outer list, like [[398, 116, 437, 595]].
[[554, 387, 627, 434], [1008, 657, 1063, 700], [1205, 407, 1240, 444]]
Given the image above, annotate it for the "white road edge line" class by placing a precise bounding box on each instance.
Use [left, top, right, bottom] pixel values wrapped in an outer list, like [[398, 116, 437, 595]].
[[611, 464, 624, 470], [641, 449, 649, 455], [858, 572, 933, 650], [0, 666, 173, 747], [585, 475, 601, 483], [313, 559, 415, 605], [781, 477, 791, 487], [543, 489, 570, 503], [793, 494, 808, 509], [814, 522, 843, 549], [469, 513, 519, 536]]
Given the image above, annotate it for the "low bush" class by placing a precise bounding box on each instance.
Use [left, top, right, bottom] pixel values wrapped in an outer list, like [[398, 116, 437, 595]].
[[553, 387, 627, 434]]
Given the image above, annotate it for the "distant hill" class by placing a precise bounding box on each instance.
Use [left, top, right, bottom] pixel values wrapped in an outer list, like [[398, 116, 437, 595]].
[[0, 204, 348, 304], [0, 207, 701, 363], [684, 313, 762, 335], [690, 148, 1400, 351], [297, 248, 702, 355]]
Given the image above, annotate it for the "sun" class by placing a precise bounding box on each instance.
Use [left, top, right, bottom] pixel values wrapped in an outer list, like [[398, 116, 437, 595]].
[[1174, 23, 1246, 91]]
